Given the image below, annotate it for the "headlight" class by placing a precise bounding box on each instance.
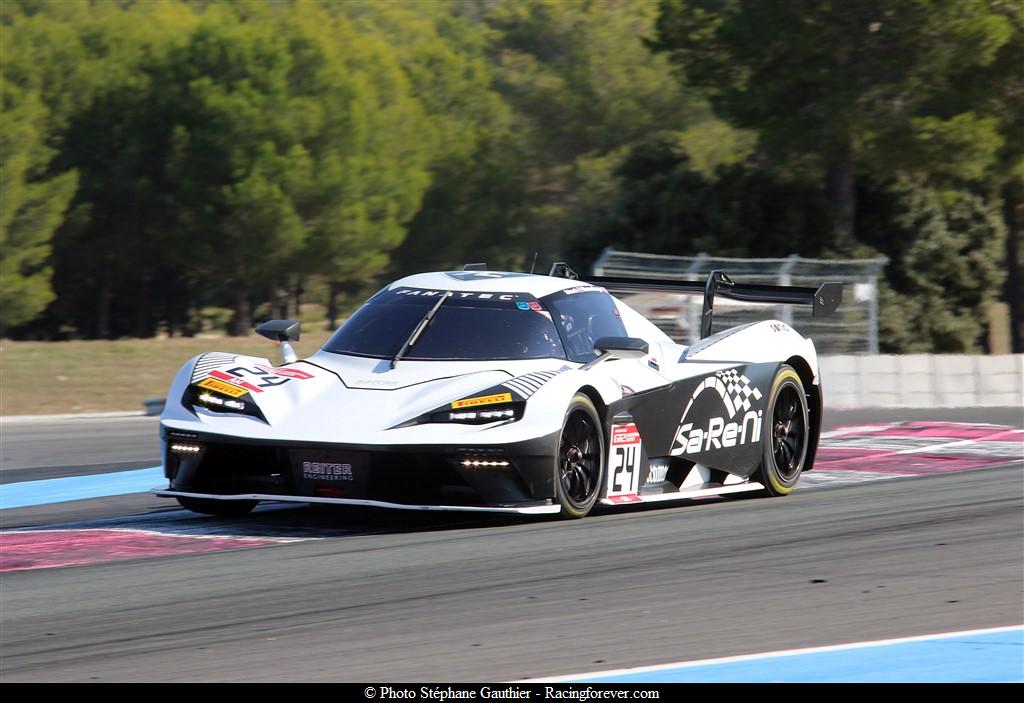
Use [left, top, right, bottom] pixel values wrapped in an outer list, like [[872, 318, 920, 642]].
[[393, 400, 526, 428], [390, 388, 530, 429], [182, 384, 267, 422], [427, 402, 525, 425]]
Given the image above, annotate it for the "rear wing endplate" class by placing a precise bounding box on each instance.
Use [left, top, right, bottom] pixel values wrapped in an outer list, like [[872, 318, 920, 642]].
[[582, 270, 842, 339]]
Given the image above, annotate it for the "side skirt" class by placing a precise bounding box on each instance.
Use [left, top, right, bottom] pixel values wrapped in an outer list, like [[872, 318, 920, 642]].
[[601, 480, 765, 506]]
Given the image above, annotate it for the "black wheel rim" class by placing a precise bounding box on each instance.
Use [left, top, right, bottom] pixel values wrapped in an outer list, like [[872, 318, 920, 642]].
[[559, 409, 600, 508], [772, 384, 805, 482]]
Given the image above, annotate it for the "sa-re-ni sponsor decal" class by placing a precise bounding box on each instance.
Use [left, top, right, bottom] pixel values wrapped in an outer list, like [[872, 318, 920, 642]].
[[674, 411, 763, 455], [451, 392, 513, 409], [671, 368, 765, 456]]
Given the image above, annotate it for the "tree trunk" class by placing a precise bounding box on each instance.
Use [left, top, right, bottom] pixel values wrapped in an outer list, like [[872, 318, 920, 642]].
[[826, 148, 857, 250], [135, 297, 147, 338], [273, 281, 286, 320], [97, 274, 112, 339], [290, 278, 303, 320], [232, 288, 251, 337], [327, 281, 339, 330], [1004, 180, 1023, 353], [134, 277, 152, 338]]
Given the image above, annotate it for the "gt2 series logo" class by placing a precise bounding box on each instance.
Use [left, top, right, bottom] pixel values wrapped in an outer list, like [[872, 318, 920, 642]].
[[671, 369, 763, 456]]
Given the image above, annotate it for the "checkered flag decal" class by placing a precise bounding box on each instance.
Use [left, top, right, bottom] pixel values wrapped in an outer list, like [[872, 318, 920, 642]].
[[715, 369, 763, 417]]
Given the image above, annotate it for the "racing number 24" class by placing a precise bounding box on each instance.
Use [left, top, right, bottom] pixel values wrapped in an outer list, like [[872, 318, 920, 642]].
[[610, 445, 641, 495]]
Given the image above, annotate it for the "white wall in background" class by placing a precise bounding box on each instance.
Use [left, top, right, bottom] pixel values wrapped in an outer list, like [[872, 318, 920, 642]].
[[820, 355, 1024, 408]]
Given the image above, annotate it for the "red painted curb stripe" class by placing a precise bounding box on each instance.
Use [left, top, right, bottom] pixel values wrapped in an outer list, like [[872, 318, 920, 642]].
[[815, 450, 1005, 474], [816, 422, 1023, 476], [0, 529, 286, 573]]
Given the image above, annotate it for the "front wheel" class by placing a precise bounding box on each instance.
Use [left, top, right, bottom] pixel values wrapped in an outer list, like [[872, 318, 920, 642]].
[[756, 364, 809, 496], [554, 393, 605, 518], [176, 496, 259, 517]]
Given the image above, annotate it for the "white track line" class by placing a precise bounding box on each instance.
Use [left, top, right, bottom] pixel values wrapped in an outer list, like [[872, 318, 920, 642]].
[[526, 624, 1024, 682], [892, 430, 1023, 455], [0, 411, 148, 423]]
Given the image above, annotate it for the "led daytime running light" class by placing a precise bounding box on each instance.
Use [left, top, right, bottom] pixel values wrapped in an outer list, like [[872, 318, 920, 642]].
[[170, 443, 202, 454], [448, 408, 516, 422], [198, 393, 246, 412]]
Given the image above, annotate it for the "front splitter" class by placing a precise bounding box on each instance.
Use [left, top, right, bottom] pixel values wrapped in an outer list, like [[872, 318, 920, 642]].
[[154, 488, 562, 515]]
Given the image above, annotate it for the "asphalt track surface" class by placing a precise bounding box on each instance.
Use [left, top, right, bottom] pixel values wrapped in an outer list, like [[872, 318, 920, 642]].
[[1, 408, 1022, 682]]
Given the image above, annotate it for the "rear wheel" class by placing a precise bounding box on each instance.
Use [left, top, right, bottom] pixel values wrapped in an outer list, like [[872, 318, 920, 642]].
[[555, 394, 604, 518], [176, 496, 259, 517], [756, 364, 809, 496]]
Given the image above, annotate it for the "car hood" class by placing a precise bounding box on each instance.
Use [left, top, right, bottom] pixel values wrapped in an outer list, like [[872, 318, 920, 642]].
[[174, 351, 569, 442]]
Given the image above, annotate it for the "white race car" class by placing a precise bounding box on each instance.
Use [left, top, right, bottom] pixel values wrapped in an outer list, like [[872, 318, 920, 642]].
[[155, 265, 841, 518]]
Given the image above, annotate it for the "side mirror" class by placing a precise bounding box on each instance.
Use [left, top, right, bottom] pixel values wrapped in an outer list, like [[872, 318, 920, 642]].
[[579, 336, 650, 370], [594, 336, 649, 359], [255, 320, 301, 364], [255, 319, 301, 342]]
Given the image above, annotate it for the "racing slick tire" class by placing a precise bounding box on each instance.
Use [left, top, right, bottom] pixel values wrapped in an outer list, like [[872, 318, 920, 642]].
[[756, 364, 809, 496], [554, 393, 605, 519], [176, 496, 259, 517]]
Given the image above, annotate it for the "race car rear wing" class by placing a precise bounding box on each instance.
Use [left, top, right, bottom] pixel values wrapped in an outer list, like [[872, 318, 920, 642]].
[[580, 269, 842, 339]]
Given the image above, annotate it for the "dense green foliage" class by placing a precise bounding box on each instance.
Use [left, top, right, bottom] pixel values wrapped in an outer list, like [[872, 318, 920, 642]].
[[1, 0, 1020, 351], [1, 91, 77, 332], [651, 0, 1019, 351]]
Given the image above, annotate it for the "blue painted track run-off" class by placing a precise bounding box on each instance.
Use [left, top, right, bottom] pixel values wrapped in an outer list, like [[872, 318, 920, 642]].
[[572, 627, 1024, 683], [0, 467, 163, 510]]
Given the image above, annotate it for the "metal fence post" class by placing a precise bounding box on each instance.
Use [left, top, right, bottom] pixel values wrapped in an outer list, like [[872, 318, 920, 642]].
[[684, 253, 708, 345], [867, 257, 887, 355], [779, 254, 799, 327]]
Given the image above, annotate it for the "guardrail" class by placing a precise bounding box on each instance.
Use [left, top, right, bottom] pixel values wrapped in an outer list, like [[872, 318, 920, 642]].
[[820, 355, 1024, 408]]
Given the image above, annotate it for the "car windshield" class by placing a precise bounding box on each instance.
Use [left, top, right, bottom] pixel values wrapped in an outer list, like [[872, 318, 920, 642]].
[[323, 287, 567, 361]]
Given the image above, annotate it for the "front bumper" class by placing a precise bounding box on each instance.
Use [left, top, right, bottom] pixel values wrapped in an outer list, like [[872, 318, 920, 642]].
[[158, 425, 560, 510]]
